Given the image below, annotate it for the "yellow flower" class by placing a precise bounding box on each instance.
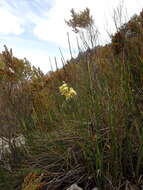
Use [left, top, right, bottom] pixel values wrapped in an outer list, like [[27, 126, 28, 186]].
[[65, 93, 72, 100], [59, 83, 69, 95], [59, 83, 68, 90], [59, 83, 77, 100], [69, 88, 77, 96]]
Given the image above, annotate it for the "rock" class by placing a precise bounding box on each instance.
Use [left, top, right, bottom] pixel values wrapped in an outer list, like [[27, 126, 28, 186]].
[[12, 135, 25, 147], [66, 184, 83, 190], [0, 138, 11, 159], [0, 135, 25, 160], [91, 187, 98, 190]]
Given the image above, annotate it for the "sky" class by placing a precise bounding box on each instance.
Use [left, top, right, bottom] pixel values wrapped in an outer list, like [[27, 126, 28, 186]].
[[0, 0, 143, 73]]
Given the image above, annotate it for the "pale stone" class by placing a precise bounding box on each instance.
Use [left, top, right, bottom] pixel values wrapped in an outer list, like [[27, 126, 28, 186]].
[[66, 184, 83, 190], [91, 187, 98, 190], [0, 135, 25, 159]]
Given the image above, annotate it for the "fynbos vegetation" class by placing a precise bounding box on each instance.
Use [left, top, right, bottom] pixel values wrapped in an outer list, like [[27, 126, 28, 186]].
[[1, 7, 143, 190]]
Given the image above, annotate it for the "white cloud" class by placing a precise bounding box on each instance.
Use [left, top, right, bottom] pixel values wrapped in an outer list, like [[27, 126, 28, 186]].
[[34, 0, 94, 48], [33, 0, 114, 47], [33, 0, 143, 48], [0, 9, 24, 35], [0, 0, 143, 72], [1, 0, 143, 45], [0, 0, 52, 35]]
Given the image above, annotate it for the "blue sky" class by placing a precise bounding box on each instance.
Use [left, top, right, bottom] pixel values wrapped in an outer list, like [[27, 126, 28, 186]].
[[0, 0, 143, 73]]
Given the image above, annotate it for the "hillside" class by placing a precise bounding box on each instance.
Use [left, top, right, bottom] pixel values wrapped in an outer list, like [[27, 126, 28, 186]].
[[1, 8, 143, 190]]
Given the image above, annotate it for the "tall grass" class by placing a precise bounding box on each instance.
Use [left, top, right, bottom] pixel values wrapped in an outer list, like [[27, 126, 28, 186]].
[[20, 28, 143, 189], [1, 9, 143, 190], [24, 42, 143, 189]]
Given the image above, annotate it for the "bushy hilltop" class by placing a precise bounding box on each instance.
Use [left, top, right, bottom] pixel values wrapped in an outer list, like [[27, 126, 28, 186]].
[[1, 8, 143, 190]]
